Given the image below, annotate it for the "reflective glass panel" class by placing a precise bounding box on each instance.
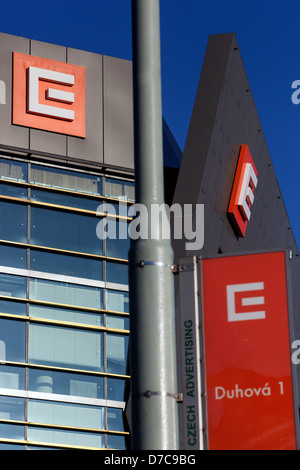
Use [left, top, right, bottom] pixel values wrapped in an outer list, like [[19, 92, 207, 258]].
[[106, 288, 129, 330], [0, 423, 24, 440], [106, 262, 128, 285], [105, 178, 134, 201], [31, 165, 102, 195], [29, 278, 103, 309], [106, 315, 129, 331], [31, 189, 101, 212], [0, 318, 26, 363], [0, 183, 27, 199], [29, 304, 103, 327], [0, 245, 26, 269], [107, 378, 126, 402], [0, 443, 24, 450], [0, 158, 27, 183], [105, 201, 131, 217], [0, 365, 26, 390], [106, 290, 129, 313], [30, 206, 102, 255], [106, 334, 129, 375], [0, 396, 25, 421], [107, 408, 124, 432], [0, 273, 26, 299], [30, 250, 103, 281], [28, 368, 104, 399], [106, 220, 130, 259], [0, 202, 27, 243], [28, 400, 105, 429], [107, 434, 126, 450], [27, 426, 105, 449], [29, 323, 104, 372], [0, 299, 26, 316]]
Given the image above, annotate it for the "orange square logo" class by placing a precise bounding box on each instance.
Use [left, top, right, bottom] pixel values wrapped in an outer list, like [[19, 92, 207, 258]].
[[13, 52, 86, 138]]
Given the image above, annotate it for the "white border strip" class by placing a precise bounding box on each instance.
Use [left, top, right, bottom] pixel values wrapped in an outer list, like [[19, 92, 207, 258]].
[[0, 266, 128, 292], [0, 387, 125, 410]]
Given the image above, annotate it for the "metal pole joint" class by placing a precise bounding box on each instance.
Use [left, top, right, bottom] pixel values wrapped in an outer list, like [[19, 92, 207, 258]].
[[133, 390, 184, 403]]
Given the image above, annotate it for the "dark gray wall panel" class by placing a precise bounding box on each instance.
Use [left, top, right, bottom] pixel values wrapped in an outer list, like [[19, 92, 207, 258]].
[[103, 55, 134, 169], [0, 32, 29, 149], [67, 48, 103, 165]]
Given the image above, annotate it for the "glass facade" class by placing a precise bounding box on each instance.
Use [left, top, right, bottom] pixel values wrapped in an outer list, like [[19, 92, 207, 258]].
[[0, 156, 133, 450]]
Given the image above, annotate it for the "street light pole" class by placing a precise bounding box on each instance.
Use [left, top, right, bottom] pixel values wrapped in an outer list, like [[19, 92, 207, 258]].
[[129, 0, 180, 450]]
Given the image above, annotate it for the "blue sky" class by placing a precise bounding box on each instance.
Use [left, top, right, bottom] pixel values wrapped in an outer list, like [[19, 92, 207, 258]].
[[1, 0, 300, 248]]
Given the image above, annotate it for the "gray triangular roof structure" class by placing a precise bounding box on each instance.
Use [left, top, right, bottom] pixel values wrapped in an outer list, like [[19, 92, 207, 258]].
[[173, 33, 298, 259]]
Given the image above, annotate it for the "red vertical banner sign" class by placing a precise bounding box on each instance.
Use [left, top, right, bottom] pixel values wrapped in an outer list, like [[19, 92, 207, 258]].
[[201, 251, 297, 450]]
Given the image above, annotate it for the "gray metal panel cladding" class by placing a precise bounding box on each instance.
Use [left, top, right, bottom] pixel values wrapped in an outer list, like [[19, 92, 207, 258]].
[[103, 55, 134, 170], [66, 48, 103, 165], [0, 32, 135, 170], [0, 32, 29, 149]]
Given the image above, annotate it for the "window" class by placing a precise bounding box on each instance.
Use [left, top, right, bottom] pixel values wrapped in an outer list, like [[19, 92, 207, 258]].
[[28, 400, 105, 430], [29, 324, 104, 372], [30, 250, 103, 281], [0, 158, 27, 183], [0, 423, 24, 440], [107, 407, 124, 431], [106, 262, 128, 285], [0, 396, 25, 421], [31, 189, 101, 212], [106, 290, 129, 313], [0, 245, 26, 269], [106, 220, 130, 259], [30, 207, 102, 255], [0, 274, 26, 299], [29, 305, 103, 328], [107, 378, 126, 402], [0, 319, 26, 363], [0, 300, 26, 316], [0, 365, 26, 390], [105, 178, 134, 201], [28, 368, 104, 399], [0, 183, 27, 199], [27, 426, 105, 449], [107, 434, 126, 450], [106, 334, 129, 375], [29, 278, 103, 309], [31, 165, 102, 195], [0, 202, 27, 243]]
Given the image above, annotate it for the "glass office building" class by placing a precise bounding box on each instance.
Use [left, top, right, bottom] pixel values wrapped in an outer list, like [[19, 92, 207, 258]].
[[0, 156, 134, 450], [0, 30, 183, 449]]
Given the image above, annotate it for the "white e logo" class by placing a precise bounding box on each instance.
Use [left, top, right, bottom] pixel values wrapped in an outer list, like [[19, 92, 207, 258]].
[[27, 66, 75, 121], [238, 163, 258, 222], [227, 282, 266, 322]]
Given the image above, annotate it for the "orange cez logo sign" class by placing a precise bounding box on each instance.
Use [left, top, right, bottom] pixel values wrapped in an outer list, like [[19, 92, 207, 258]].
[[228, 145, 258, 237], [13, 52, 86, 138]]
